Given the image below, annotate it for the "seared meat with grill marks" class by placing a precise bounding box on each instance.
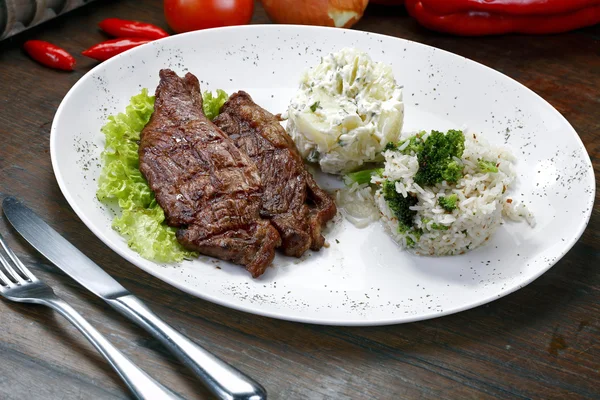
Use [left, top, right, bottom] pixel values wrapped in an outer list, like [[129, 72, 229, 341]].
[[139, 70, 280, 278], [214, 91, 337, 257]]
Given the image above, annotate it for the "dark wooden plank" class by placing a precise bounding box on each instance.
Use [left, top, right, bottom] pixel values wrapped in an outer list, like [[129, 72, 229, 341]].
[[0, 1, 598, 399]]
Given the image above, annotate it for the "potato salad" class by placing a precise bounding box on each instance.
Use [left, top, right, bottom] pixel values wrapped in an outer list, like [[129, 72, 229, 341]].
[[286, 47, 404, 174]]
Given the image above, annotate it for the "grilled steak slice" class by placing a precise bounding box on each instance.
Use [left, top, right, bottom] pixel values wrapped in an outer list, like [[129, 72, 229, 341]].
[[139, 70, 280, 278], [214, 91, 337, 257]]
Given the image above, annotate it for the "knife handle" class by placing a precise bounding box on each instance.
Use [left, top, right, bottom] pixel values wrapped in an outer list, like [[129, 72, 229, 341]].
[[44, 297, 185, 400], [107, 294, 267, 400]]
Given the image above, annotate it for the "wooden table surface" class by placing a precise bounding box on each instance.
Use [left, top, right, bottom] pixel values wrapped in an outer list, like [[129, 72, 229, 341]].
[[0, 1, 598, 399]]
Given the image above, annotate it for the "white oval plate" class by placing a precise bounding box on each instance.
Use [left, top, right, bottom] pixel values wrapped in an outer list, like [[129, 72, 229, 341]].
[[51, 25, 595, 326]]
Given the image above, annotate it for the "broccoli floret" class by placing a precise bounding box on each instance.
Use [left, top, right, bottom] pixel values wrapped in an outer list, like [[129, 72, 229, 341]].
[[344, 168, 383, 185], [438, 194, 458, 212], [413, 130, 465, 186], [384, 142, 398, 151], [420, 217, 450, 231], [430, 223, 450, 231], [401, 135, 425, 155], [478, 159, 498, 173], [382, 180, 418, 231], [384, 133, 424, 154], [412, 228, 423, 241], [404, 229, 422, 248]]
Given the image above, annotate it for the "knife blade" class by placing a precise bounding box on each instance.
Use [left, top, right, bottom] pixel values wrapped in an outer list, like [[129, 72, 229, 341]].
[[2, 196, 129, 299], [2, 196, 267, 400]]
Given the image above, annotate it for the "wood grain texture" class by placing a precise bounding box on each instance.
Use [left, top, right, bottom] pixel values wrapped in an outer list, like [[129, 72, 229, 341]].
[[0, 1, 598, 399]]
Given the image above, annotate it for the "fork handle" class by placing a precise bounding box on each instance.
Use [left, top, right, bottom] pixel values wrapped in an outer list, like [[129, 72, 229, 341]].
[[43, 297, 185, 400], [107, 294, 266, 400]]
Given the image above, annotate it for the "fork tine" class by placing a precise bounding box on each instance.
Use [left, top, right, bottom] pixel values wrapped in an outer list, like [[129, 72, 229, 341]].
[[0, 233, 35, 281], [0, 248, 21, 285], [0, 249, 23, 284], [0, 234, 28, 284], [0, 260, 11, 287]]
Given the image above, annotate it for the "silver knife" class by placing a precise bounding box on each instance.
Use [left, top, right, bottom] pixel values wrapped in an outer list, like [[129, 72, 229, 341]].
[[2, 196, 267, 400]]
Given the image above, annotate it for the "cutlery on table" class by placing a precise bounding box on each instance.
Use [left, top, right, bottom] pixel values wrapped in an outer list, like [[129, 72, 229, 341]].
[[0, 232, 185, 400], [2, 196, 267, 400]]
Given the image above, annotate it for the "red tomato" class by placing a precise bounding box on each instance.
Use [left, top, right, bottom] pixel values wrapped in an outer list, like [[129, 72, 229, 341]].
[[164, 0, 254, 33]]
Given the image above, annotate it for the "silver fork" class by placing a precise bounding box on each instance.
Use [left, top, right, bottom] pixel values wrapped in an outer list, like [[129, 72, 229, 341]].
[[0, 233, 186, 400]]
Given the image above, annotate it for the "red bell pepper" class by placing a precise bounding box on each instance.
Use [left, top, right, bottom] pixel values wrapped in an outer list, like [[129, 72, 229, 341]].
[[99, 18, 169, 40], [82, 37, 152, 62], [405, 0, 600, 36], [23, 40, 76, 71], [415, 0, 600, 16]]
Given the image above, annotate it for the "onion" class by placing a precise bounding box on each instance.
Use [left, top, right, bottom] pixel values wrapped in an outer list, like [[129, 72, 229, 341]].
[[261, 0, 369, 28]]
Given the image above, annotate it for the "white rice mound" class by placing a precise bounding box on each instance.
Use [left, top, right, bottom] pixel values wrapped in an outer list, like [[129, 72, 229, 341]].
[[367, 130, 535, 256]]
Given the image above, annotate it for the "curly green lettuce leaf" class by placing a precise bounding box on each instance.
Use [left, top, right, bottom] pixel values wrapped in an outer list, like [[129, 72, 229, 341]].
[[96, 89, 196, 263], [203, 89, 228, 120], [112, 204, 192, 262]]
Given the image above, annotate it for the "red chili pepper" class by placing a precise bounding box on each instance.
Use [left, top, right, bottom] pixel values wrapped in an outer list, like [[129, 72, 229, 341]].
[[23, 40, 76, 71], [98, 18, 169, 40], [405, 0, 600, 36], [82, 37, 152, 62]]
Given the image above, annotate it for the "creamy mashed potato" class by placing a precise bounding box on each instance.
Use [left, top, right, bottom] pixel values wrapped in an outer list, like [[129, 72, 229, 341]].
[[286, 48, 404, 174]]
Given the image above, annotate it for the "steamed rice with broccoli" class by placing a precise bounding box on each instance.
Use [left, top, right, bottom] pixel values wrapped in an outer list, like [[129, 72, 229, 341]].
[[285, 47, 533, 256], [340, 129, 534, 255]]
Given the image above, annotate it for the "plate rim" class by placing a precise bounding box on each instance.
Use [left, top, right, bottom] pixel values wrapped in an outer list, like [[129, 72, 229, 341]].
[[50, 24, 596, 326]]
